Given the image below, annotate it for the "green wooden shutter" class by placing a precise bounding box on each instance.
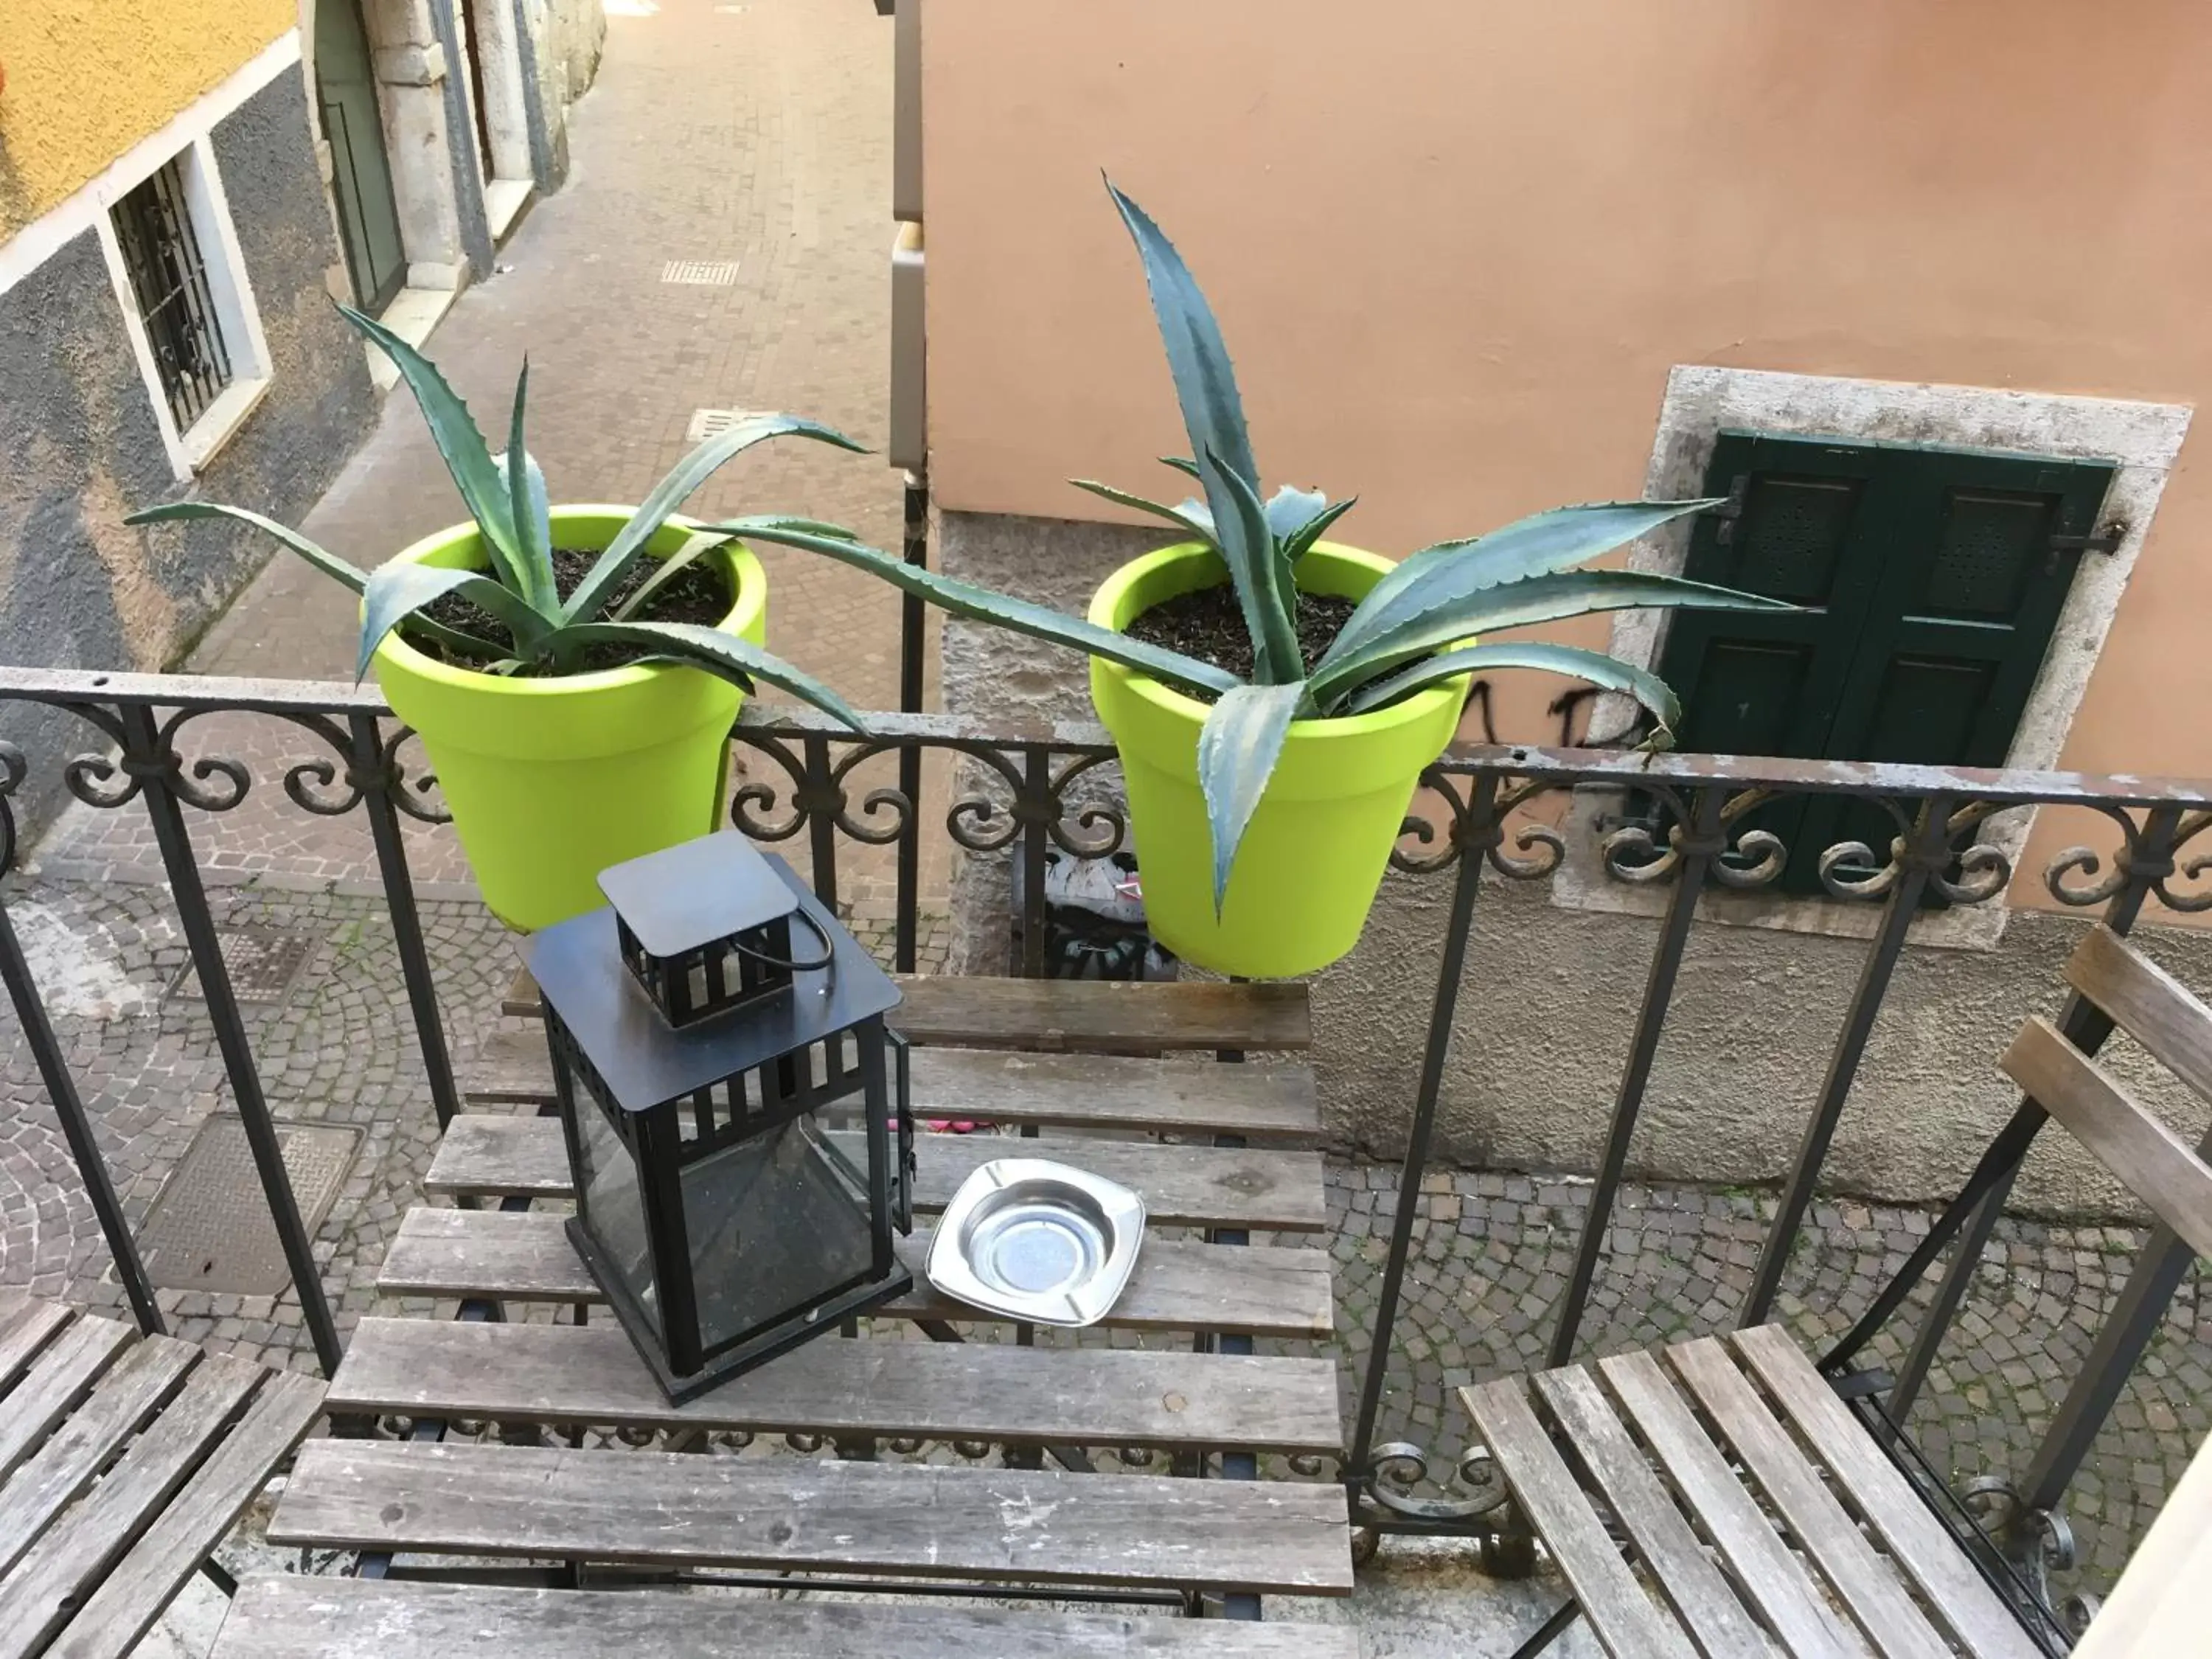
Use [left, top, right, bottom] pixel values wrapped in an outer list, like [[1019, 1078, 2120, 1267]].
[[1655, 430, 2115, 894]]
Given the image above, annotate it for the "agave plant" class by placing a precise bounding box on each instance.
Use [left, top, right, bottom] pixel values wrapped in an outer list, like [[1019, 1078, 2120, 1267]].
[[715, 181, 1790, 908], [126, 304, 868, 728]]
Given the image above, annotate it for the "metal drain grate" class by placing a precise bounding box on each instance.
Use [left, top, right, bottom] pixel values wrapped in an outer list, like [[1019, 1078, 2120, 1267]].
[[686, 406, 770, 443], [661, 260, 740, 285], [138, 1114, 361, 1295], [168, 925, 314, 1005]]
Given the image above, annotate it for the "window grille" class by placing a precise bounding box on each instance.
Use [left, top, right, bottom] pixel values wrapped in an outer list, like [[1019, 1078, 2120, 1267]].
[[111, 156, 234, 431]]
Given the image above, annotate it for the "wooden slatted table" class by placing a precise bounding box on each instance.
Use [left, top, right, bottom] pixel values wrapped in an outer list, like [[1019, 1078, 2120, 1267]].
[[0, 1291, 324, 1659], [244, 970, 1355, 1655]]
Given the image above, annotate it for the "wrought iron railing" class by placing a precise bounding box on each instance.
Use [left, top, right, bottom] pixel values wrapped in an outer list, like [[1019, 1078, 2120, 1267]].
[[2, 663, 2209, 1644]]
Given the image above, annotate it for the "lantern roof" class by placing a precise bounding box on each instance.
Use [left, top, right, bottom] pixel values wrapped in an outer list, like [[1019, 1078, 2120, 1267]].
[[524, 852, 900, 1111], [597, 832, 802, 959]]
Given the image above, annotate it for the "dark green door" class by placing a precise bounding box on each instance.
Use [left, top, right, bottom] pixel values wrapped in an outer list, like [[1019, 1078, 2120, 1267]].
[[1656, 431, 2115, 894], [315, 0, 406, 313]]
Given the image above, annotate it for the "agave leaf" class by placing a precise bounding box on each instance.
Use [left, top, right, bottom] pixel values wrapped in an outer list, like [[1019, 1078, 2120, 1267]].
[[1158, 455, 1203, 479], [358, 562, 550, 683], [1279, 496, 1358, 568], [124, 501, 370, 594], [494, 363, 555, 612], [1105, 181, 1284, 664], [1308, 568, 1792, 712], [611, 516, 860, 624], [557, 621, 866, 731], [703, 519, 1240, 698], [563, 415, 867, 624], [1067, 479, 1214, 542], [1343, 641, 1683, 734], [1264, 484, 1329, 541], [1329, 498, 1722, 667], [1197, 682, 1305, 914], [335, 302, 532, 599], [1202, 450, 1302, 684]]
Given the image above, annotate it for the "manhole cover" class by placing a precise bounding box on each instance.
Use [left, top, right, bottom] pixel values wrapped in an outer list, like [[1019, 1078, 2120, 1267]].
[[686, 406, 768, 443], [138, 1115, 361, 1295], [168, 926, 314, 1005], [662, 259, 740, 286]]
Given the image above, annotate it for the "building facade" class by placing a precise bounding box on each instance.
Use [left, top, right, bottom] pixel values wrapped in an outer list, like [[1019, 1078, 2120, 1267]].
[[0, 0, 601, 826], [902, 0, 2212, 1212]]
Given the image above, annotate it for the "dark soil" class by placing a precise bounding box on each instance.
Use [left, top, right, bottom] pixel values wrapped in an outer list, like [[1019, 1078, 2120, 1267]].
[[402, 546, 736, 675], [1121, 582, 1357, 688]]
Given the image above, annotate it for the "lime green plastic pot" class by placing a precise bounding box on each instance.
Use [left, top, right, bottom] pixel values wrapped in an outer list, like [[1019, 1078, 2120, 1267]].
[[1088, 542, 1468, 979], [372, 506, 766, 931]]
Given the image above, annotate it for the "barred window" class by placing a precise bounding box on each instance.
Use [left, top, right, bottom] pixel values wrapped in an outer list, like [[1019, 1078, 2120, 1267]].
[[110, 156, 234, 431]]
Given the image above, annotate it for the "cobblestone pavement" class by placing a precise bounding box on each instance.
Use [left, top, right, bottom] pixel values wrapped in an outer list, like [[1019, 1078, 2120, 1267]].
[[35, 0, 945, 922]]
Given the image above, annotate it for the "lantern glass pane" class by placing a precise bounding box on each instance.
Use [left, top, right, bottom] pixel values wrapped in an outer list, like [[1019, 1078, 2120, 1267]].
[[683, 1113, 874, 1352], [575, 1096, 660, 1333]]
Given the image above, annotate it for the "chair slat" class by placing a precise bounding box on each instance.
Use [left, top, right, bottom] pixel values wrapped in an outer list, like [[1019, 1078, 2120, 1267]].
[[0, 1316, 137, 1486], [2001, 1015, 2212, 1259], [2065, 927, 2212, 1105]]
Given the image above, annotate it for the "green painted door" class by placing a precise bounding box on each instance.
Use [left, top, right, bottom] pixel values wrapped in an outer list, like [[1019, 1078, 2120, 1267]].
[[315, 0, 406, 313], [1656, 431, 2115, 895]]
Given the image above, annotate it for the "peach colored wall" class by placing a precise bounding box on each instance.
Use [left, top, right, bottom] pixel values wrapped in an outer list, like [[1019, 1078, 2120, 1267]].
[[922, 0, 2212, 906]]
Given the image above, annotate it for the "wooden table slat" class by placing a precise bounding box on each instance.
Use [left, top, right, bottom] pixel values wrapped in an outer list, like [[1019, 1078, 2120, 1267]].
[[47, 1370, 327, 1659], [505, 967, 1312, 1054], [1597, 1350, 1873, 1659], [379, 1207, 1335, 1338], [271, 1439, 1351, 1593], [213, 1575, 1362, 1658], [1666, 1337, 1952, 1659], [0, 1337, 199, 1579], [327, 1316, 1343, 1452], [1459, 1378, 1698, 1659], [0, 1315, 137, 1486], [424, 1116, 1329, 1232], [1531, 1365, 1769, 1658], [1730, 1326, 2045, 1659], [465, 1034, 1321, 1141], [0, 1356, 264, 1659], [0, 1295, 74, 1394]]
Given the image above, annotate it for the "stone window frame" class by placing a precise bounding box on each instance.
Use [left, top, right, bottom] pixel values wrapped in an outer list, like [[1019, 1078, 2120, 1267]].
[[1551, 365, 2192, 951], [97, 134, 276, 480]]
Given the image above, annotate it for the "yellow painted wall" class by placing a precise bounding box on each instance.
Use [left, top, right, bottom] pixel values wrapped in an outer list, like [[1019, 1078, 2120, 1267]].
[[0, 0, 296, 238]]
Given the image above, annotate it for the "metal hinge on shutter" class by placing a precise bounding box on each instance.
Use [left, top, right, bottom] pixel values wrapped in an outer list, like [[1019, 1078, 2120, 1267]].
[[2048, 521, 2126, 556], [1712, 474, 1751, 546]]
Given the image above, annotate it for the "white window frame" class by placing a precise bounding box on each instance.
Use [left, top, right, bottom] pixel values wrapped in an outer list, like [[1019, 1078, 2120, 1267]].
[[1550, 366, 2192, 950], [98, 135, 274, 481]]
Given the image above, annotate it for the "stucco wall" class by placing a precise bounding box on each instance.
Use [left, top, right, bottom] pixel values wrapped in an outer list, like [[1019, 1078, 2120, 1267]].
[[0, 71, 373, 831], [919, 0, 2212, 786], [0, 0, 295, 236], [529, 0, 605, 178]]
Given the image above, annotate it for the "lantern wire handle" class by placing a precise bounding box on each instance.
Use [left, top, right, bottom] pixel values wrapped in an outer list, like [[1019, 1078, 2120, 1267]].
[[730, 908, 838, 977]]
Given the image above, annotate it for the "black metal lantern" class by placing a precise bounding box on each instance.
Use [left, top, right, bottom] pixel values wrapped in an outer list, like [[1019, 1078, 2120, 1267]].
[[524, 834, 915, 1402]]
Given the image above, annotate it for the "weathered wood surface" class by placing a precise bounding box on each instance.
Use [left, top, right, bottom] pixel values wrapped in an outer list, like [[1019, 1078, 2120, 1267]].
[[379, 1207, 1335, 1338], [1731, 1326, 2044, 1659], [0, 1356, 264, 1659], [1531, 1365, 1770, 1658], [1597, 1349, 1873, 1659], [2066, 925, 2212, 1105], [272, 1439, 1352, 1593], [329, 1316, 1344, 1452], [505, 966, 1312, 1054], [0, 1294, 72, 1392], [1666, 1337, 1952, 1659], [2001, 1016, 2212, 1259], [0, 1315, 136, 1485], [1459, 1378, 1698, 1659], [45, 1370, 327, 1659], [464, 1033, 1321, 1141], [212, 1576, 1363, 1658], [424, 1115, 1329, 1231], [0, 1336, 198, 1577]]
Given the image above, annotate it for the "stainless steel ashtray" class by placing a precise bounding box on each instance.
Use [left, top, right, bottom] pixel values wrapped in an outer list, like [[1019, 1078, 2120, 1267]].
[[925, 1158, 1146, 1327]]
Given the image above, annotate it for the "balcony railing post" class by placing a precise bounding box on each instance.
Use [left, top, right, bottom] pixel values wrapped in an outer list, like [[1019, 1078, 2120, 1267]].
[[1346, 769, 1498, 1489], [1549, 783, 1725, 1367], [0, 900, 166, 1335], [895, 469, 928, 975], [347, 713, 462, 1132], [119, 703, 344, 1377], [1740, 793, 1953, 1329]]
